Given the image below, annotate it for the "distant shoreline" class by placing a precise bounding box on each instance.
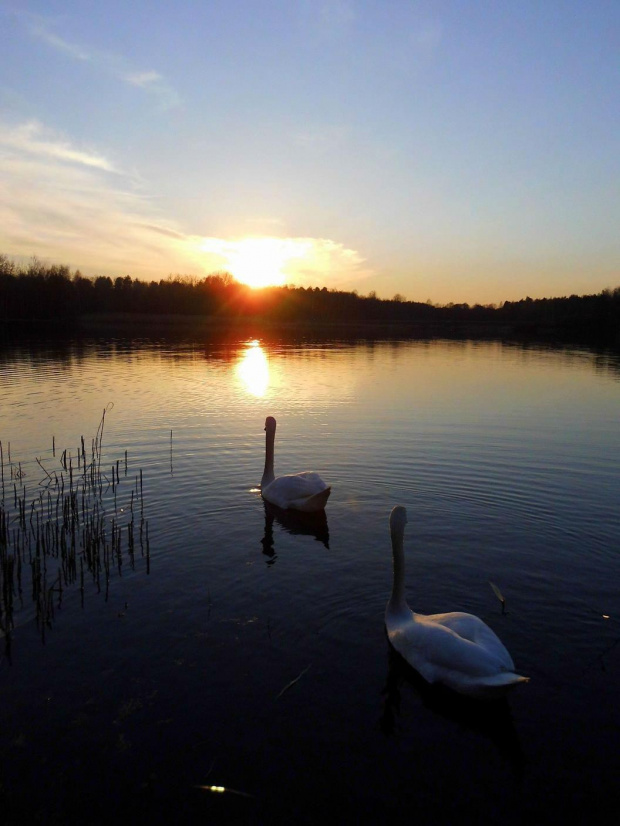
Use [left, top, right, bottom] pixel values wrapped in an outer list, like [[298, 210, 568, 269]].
[[77, 311, 512, 334], [79, 312, 620, 346], [3, 259, 618, 348], [2, 311, 617, 349]]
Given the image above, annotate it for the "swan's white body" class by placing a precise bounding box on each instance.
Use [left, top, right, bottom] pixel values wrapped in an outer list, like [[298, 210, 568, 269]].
[[385, 506, 528, 699], [260, 417, 331, 513]]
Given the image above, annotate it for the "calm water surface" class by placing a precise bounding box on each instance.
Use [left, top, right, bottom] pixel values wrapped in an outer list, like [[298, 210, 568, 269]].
[[1, 335, 619, 823]]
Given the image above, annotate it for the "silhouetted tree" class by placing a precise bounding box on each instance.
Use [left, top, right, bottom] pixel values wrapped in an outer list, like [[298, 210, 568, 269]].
[[1, 253, 619, 344]]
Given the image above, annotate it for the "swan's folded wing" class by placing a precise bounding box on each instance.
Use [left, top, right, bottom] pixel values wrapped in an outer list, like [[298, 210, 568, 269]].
[[262, 472, 328, 509], [402, 618, 514, 681], [429, 611, 515, 670], [294, 472, 328, 488]]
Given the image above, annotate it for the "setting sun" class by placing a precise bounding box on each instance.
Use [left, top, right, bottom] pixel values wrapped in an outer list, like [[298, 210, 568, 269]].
[[226, 239, 288, 288], [201, 237, 316, 289]]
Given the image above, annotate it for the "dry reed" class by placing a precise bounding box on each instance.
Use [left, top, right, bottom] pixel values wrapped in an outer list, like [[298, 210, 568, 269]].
[[0, 407, 150, 659]]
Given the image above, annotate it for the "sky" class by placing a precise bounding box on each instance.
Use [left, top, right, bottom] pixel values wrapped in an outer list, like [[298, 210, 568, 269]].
[[0, 1, 618, 305]]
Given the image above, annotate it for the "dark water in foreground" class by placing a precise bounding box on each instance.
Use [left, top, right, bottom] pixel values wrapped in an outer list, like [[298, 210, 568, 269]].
[[1, 335, 619, 823]]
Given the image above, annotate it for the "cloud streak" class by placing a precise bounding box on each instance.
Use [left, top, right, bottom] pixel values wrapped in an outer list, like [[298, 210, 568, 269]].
[[30, 24, 90, 61], [0, 119, 189, 275], [200, 235, 371, 289], [0, 119, 371, 289], [17, 12, 181, 110], [125, 71, 164, 88], [0, 120, 116, 171]]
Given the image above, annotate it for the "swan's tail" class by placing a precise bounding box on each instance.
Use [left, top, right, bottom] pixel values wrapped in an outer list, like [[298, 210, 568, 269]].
[[463, 672, 530, 699], [292, 486, 331, 513]]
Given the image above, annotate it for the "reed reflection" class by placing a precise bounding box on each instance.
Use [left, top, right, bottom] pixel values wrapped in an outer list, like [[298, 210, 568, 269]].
[[236, 340, 269, 397], [380, 646, 526, 774], [260, 500, 330, 563]]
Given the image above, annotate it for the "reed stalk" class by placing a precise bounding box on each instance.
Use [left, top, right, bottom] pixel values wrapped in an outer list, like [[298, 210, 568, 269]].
[[0, 410, 150, 655]]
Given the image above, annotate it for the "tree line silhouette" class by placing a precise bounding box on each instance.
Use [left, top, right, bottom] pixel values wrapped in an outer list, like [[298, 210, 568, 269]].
[[1, 254, 619, 343]]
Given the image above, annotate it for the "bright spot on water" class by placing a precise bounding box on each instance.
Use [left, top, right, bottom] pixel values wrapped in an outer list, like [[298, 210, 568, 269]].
[[237, 341, 269, 397]]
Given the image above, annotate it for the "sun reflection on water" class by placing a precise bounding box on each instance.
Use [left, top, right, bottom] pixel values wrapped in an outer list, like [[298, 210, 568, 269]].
[[237, 340, 269, 397]]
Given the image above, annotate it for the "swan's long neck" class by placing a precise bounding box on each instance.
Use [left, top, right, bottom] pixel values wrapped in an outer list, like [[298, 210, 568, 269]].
[[261, 427, 275, 488], [388, 524, 409, 616]]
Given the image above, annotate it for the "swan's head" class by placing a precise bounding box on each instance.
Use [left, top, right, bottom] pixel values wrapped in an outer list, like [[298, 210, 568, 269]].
[[389, 506, 408, 534], [264, 416, 277, 433]]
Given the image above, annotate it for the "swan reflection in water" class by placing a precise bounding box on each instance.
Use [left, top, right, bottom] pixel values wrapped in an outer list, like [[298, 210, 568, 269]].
[[260, 500, 329, 562], [380, 646, 526, 774]]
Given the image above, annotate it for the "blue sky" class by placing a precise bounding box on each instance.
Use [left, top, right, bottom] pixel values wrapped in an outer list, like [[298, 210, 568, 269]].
[[1, 1, 618, 303]]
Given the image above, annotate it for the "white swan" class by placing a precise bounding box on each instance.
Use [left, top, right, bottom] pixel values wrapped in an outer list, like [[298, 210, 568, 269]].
[[260, 416, 331, 513], [386, 506, 529, 699]]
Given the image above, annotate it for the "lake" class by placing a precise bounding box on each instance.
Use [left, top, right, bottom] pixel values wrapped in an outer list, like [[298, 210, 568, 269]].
[[1, 332, 619, 824]]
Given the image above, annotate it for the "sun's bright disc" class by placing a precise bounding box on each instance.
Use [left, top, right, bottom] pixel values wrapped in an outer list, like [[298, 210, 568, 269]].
[[225, 238, 289, 288]]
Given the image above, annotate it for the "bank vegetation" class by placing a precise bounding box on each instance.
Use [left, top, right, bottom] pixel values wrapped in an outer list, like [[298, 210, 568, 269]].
[[1, 255, 619, 344]]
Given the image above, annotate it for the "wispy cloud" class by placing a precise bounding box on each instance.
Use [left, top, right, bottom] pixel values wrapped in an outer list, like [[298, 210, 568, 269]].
[[0, 120, 116, 171], [16, 11, 181, 110], [135, 223, 188, 241], [29, 24, 90, 61], [286, 237, 371, 288], [120, 70, 181, 110], [124, 70, 163, 88], [200, 235, 371, 288], [0, 119, 370, 288], [0, 119, 193, 275]]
